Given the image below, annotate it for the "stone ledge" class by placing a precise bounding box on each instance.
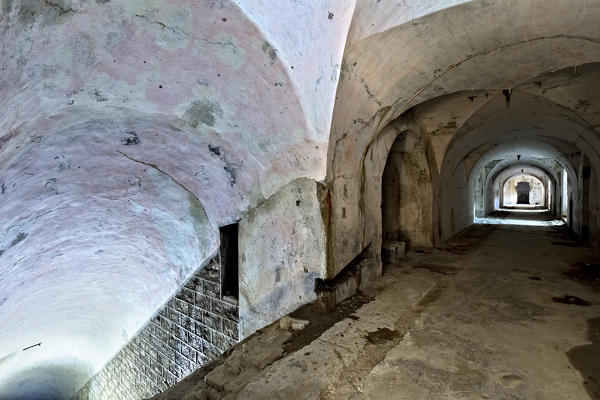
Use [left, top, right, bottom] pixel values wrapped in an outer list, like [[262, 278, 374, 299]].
[[315, 257, 382, 312]]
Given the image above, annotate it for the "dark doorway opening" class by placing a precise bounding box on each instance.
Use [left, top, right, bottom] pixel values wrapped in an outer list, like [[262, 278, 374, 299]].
[[220, 223, 239, 299], [517, 181, 530, 204], [381, 156, 400, 243]]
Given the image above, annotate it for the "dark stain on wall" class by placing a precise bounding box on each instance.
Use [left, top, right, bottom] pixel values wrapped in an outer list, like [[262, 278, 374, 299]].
[[207, 144, 237, 186], [120, 131, 140, 146], [208, 144, 221, 156], [45, 177, 58, 194], [223, 161, 237, 186], [54, 155, 71, 171], [261, 41, 277, 65], [92, 89, 108, 102], [10, 232, 27, 247], [3, 0, 74, 26], [185, 100, 223, 128]]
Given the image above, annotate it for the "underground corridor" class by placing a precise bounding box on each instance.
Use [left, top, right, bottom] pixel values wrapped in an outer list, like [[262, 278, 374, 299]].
[[2, 1, 600, 399], [148, 218, 600, 400]]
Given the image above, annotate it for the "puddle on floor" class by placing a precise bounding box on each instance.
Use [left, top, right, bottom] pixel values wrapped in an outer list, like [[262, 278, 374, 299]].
[[413, 263, 460, 275], [365, 328, 400, 344], [551, 241, 583, 247], [567, 317, 600, 399], [552, 295, 591, 306]]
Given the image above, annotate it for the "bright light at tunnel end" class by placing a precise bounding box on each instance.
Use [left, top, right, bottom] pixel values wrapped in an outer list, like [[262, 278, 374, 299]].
[[475, 210, 566, 227]]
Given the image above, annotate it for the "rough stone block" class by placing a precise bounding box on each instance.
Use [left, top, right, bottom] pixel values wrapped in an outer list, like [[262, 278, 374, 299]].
[[184, 278, 196, 291], [177, 326, 188, 342], [196, 351, 209, 367], [211, 332, 227, 351], [160, 317, 173, 332], [213, 299, 239, 323], [203, 311, 222, 331], [202, 341, 221, 359], [195, 321, 212, 342], [167, 334, 178, 352], [203, 280, 220, 298], [167, 308, 180, 325], [164, 371, 176, 388], [195, 295, 211, 312], [381, 241, 406, 263], [222, 318, 239, 340], [180, 342, 194, 360], [239, 178, 326, 338], [188, 333, 203, 352], [155, 326, 168, 342], [181, 315, 195, 333], [198, 259, 221, 282], [182, 288, 195, 304], [155, 351, 167, 367], [168, 362, 181, 379], [148, 334, 160, 352], [174, 351, 189, 371]]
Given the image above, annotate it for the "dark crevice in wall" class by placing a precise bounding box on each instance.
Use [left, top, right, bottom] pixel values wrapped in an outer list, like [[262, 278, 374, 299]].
[[220, 223, 239, 300], [116, 150, 212, 230]]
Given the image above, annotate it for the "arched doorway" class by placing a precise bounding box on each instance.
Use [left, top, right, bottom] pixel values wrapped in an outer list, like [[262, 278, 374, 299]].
[[502, 174, 545, 208], [381, 131, 433, 254]]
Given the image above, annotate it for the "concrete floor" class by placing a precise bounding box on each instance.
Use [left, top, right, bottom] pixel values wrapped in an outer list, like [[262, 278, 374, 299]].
[[343, 212, 600, 400], [154, 211, 600, 400]]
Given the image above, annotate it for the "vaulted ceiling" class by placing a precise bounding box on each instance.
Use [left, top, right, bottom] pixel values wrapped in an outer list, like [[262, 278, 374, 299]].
[[2, 0, 600, 398]]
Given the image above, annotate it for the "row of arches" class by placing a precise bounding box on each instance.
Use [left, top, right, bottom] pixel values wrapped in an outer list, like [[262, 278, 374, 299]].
[[370, 63, 600, 265], [327, 0, 600, 276]]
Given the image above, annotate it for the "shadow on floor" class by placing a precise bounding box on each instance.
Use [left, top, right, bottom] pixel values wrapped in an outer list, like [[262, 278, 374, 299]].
[[475, 210, 565, 227], [567, 317, 600, 400]]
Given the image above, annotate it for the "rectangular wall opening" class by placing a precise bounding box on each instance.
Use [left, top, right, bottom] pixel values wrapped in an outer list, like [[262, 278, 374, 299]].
[[220, 223, 239, 300], [562, 169, 569, 223], [516, 181, 531, 204]]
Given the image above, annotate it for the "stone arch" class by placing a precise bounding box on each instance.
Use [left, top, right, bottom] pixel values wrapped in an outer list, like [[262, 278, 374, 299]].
[[494, 166, 554, 210], [327, 0, 600, 274], [381, 128, 434, 249], [484, 162, 560, 217], [501, 173, 545, 207], [438, 88, 600, 242]]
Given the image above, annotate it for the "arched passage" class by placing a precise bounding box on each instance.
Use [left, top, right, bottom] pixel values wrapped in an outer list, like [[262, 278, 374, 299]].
[[501, 174, 545, 207], [438, 85, 600, 243], [327, 0, 600, 275], [337, 63, 600, 278], [486, 164, 557, 215], [381, 130, 433, 250]]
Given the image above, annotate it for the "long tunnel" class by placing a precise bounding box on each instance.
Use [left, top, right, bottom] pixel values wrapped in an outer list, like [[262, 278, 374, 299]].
[[1, 1, 600, 399]]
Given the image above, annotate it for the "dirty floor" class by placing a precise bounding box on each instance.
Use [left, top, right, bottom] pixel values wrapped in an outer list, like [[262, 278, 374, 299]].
[[153, 211, 600, 400]]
